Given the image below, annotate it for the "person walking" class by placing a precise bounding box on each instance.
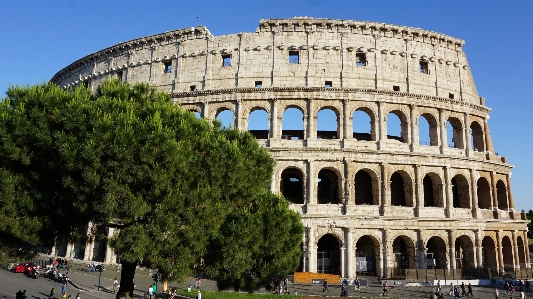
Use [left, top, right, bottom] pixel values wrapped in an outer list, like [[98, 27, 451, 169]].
[[449, 282, 454, 296], [494, 287, 499, 299], [195, 290, 202, 299], [322, 279, 329, 292], [113, 278, 119, 293], [49, 288, 55, 299], [148, 284, 153, 299], [436, 280, 441, 293], [354, 276, 360, 291], [61, 283, 67, 299], [466, 282, 474, 297], [382, 280, 389, 296], [75, 293, 80, 299], [461, 282, 467, 298]]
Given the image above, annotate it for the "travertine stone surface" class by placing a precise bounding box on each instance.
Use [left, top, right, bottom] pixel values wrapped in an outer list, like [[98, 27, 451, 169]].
[[51, 18, 529, 278]]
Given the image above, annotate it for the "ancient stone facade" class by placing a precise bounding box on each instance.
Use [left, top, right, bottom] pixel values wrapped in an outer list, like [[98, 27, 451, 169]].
[[51, 18, 529, 279]]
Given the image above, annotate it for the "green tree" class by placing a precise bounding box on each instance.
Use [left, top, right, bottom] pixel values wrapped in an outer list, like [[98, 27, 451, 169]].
[[0, 80, 303, 299]]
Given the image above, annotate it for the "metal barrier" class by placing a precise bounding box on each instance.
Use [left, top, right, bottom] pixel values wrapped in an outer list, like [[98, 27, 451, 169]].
[[388, 267, 533, 282]]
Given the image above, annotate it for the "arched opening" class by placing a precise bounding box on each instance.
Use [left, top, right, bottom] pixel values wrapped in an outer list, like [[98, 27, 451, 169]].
[[482, 236, 497, 271], [352, 109, 374, 141], [470, 121, 485, 152], [281, 107, 304, 140], [391, 172, 413, 207], [355, 236, 379, 275], [423, 173, 444, 207], [193, 111, 201, 118], [280, 168, 304, 204], [317, 108, 339, 140], [317, 234, 340, 274], [501, 236, 514, 271], [215, 108, 234, 129], [452, 175, 470, 209], [477, 177, 492, 209], [355, 170, 375, 205], [387, 111, 408, 143], [418, 113, 439, 146], [517, 236, 526, 268], [496, 180, 508, 210], [317, 169, 340, 204], [426, 236, 447, 269], [455, 236, 475, 270], [247, 108, 269, 139], [392, 236, 416, 275], [446, 117, 464, 149]]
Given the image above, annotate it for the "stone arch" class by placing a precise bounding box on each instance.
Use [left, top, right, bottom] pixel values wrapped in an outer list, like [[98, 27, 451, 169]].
[[392, 235, 416, 271], [355, 235, 380, 275], [426, 236, 447, 269], [387, 109, 409, 143], [446, 116, 464, 149], [317, 167, 341, 204], [247, 107, 269, 139], [423, 172, 444, 207], [455, 235, 475, 270], [477, 177, 492, 209], [496, 180, 508, 210], [482, 235, 497, 271], [215, 106, 235, 128], [317, 233, 341, 274], [352, 107, 376, 141], [418, 112, 439, 146], [452, 174, 470, 208], [281, 106, 305, 140], [517, 236, 526, 267], [501, 236, 514, 271], [316, 106, 340, 140], [470, 121, 485, 152], [354, 169, 379, 205], [280, 167, 305, 204], [390, 171, 414, 207]]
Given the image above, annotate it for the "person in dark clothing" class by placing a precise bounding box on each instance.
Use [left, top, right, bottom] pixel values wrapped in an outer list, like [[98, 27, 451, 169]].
[[322, 279, 329, 292], [461, 282, 467, 298], [466, 283, 474, 297]]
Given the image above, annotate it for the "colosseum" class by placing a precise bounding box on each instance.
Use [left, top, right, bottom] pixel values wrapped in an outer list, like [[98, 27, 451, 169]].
[[50, 18, 530, 281]]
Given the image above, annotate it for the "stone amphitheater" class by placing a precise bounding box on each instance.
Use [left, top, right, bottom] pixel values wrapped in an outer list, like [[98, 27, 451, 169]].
[[50, 18, 530, 281]]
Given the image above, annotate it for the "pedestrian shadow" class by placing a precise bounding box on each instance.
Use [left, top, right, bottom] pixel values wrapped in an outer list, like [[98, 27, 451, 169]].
[[69, 280, 91, 292], [93, 285, 113, 293]]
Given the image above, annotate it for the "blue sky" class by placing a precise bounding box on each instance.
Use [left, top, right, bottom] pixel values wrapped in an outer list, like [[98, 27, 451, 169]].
[[1, 0, 531, 211]]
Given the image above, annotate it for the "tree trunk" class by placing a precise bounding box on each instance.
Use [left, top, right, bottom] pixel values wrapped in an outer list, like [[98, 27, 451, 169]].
[[116, 261, 137, 299]]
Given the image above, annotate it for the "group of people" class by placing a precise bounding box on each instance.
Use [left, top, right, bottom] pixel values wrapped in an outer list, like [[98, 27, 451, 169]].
[[48, 283, 80, 299], [271, 278, 290, 294], [501, 280, 530, 299], [84, 262, 100, 272]]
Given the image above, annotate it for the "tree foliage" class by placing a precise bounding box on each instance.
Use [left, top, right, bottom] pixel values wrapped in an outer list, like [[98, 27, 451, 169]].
[[0, 79, 303, 297]]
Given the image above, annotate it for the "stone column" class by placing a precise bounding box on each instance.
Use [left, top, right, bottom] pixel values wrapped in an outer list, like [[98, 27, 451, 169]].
[[414, 164, 423, 216], [496, 231, 503, 272], [343, 159, 351, 205], [382, 229, 389, 278], [464, 113, 471, 157], [523, 231, 531, 268], [439, 108, 446, 154], [484, 116, 495, 153], [270, 99, 279, 139], [449, 230, 456, 269], [202, 102, 210, 121], [490, 171, 498, 209], [506, 175, 515, 210], [307, 159, 316, 205], [235, 100, 243, 131], [341, 246, 346, 278], [444, 166, 452, 218], [346, 228, 354, 278], [381, 163, 390, 215], [470, 169, 480, 218], [512, 231, 519, 270], [307, 227, 317, 273], [377, 101, 386, 150], [342, 99, 350, 146], [409, 104, 417, 152], [65, 243, 73, 258], [105, 227, 115, 264], [475, 230, 483, 268], [51, 245, 57, 257], [306, 98, 316, 140], [83, 242, 91, 261]]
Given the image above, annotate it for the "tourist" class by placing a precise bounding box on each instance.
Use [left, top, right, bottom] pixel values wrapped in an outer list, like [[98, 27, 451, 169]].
[[466, 282, 473, 297], [323, 279, 329, 292], [148, 284, 153, 299], [75, 293, 80, 299], [461, 282, 467, 298], [436, 280, 441, 293], [113, 278, 119, 293], [449, 282, 454, 296], [494, 287, 499, 299], [382, 280, 388, 296], [49, 288, 55, 299], [195, 290, 202, 299], [61, 283, 67, 298], [354, 276, 360, 291]]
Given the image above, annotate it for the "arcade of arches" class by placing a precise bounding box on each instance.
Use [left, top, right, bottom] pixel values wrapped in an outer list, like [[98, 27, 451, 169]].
[[303, 229, 530, 278]]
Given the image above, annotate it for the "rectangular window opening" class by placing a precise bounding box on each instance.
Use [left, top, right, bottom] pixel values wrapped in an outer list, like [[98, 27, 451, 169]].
[[255, 81, 262, 88], [325, 81, 332, 88], [222, 54, 231, 67], [116, 71, 123, 81], [393, 85, 400, 91], [356, 53, 367, 66], [164, 61, 172, 74], [419, 61, 429, 74], [190, 85, 197, 92], [449, 93, 454, 99], [289, 51, 299, 64]]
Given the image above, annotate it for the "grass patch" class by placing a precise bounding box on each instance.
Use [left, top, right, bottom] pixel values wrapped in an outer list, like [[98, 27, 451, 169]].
[[175, 289, 299, 299]]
